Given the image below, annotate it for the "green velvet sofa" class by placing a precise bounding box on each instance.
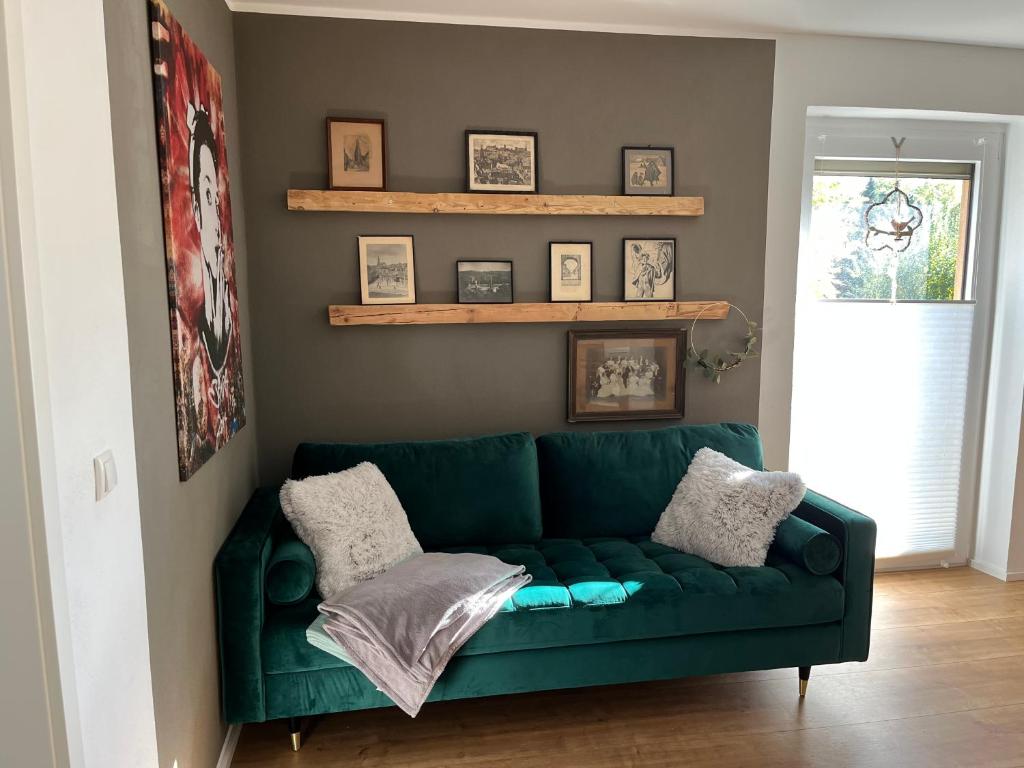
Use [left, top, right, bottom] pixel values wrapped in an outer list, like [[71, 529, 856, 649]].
[[215, 423, 875, 749]]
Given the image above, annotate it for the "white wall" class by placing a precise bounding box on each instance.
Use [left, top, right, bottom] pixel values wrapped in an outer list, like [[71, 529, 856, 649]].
[[761, 34, 1024, 578], [0, 3, 72, 763], [2, 0, 160, 764], [0, 178, 64, 768], [998, 123, 1024, 580]]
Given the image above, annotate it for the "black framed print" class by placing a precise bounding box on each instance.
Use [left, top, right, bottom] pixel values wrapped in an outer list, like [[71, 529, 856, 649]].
[[457, 260, 513, 303], [466, 130, 538, 193], [357, 235, 415, 305], [622, 146, 674, 196], [623, 238, 676, 301], [568, 329, 685, 422], [549, 242, 593, 302]]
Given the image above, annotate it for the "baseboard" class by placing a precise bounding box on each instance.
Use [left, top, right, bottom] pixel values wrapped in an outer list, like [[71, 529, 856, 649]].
[[968, 558, 1024, 581], [216, 724, 241, 768]]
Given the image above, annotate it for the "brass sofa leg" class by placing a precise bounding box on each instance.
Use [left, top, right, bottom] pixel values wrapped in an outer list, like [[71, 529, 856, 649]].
[[798, 666, 811, 697], [288, 717, 302, 751]]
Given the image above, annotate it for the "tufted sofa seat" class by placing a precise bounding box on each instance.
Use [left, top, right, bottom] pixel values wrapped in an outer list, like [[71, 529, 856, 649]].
[[262, 535, 844, 681], [455, 537, 843, 654], [217, 424, 875, 726]]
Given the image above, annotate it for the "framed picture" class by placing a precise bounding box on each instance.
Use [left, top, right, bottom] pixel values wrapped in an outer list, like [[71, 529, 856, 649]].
[[568, 329, 685, 422], [149, 0, 246, 480], [466, 130, 538, 193], [622, 146, 674, 196], [549, 242, 593, 303], [358, 236, 415, 304], [457, 260, 513, 303], [328, 118, 387, 191], [623, 238, 676, 301]]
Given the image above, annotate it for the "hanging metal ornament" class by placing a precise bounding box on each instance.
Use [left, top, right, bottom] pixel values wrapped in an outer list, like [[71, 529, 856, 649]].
[[864, 137, 924, 253]]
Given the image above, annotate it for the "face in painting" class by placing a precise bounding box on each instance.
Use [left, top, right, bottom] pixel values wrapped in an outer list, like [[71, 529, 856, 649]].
[[194, 144, 222, 267], [189, 108, 233, 378]]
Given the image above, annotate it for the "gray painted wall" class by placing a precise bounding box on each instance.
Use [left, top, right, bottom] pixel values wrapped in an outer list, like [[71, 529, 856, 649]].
[[235, 15, 775, 482], [103, 0, 258, 766]]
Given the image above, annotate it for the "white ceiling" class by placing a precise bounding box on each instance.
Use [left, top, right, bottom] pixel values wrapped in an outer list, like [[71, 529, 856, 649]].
[[226, 0, 1024, 49]]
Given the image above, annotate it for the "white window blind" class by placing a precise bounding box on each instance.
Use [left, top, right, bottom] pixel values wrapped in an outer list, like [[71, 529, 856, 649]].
[[789, 300, 973, 559]]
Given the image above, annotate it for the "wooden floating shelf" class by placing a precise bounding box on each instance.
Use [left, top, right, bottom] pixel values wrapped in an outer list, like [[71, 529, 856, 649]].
[[328, 301, 729, 327], [289, 190, 704, 216]]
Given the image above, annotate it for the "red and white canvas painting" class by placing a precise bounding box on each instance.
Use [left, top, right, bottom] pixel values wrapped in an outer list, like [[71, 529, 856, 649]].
[[150, 0, 245, 480]]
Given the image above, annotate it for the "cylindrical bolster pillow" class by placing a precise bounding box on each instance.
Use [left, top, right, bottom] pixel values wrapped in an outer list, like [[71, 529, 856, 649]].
[[265, 539, 316, 605], [771, 514, 842, 575]]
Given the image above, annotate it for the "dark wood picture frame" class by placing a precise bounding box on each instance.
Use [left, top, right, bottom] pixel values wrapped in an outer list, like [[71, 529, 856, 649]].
[[567, 329, 685, 423], [623, 237, 677, 302], [549, 241, 594, 303], [357, 234, 416, 305], [328, 117, 387, 191], [465, 130, 539, 194], [621, 146, 675, 196], [456, 259, 514, 304]]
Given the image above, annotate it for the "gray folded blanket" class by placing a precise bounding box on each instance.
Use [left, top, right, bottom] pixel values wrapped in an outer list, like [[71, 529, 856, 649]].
[[317, 552, 531, 716]]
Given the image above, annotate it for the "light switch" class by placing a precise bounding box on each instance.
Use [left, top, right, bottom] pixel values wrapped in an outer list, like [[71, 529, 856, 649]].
[[93, 450, 118, 501]]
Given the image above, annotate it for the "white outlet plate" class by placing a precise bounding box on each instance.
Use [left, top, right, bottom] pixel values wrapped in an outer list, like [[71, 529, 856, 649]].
[[93, 450, 117, 501]]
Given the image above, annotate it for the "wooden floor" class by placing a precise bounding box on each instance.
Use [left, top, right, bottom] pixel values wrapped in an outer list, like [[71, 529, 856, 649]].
[[233, 568, 1024, 768]]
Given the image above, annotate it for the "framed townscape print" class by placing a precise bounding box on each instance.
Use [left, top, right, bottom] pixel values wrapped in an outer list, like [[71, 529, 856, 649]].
[[358, 236, 416, 304], [328, 118, 387, 190], [457, 260, 514, 303], [549, 242, 593, 302], [466, 130, 538, 193], [149, 0, 246, 480], [568, 329, 685, 422], [623, 238, 676, 301], [622, 146, 674, 196]]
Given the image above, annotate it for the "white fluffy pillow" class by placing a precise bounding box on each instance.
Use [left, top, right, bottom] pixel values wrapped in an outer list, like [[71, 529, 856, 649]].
[[280, 462, 422, 601], [651, 447, 806, 568]]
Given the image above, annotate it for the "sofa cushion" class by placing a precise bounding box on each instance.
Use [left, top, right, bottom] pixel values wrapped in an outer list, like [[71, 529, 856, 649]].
[[280, 463, 424, 600], [772, 513, 842, 576], [265, 539, 316, 605], [537, 423, 764, 539], [261, 536, 843, 675], [652, 447, 806, 568], [291, 433, 542, 549]]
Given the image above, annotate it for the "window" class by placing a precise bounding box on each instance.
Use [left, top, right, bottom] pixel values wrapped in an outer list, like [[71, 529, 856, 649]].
[[808, 160, 974, 302], [790, 120, 1001, 568]]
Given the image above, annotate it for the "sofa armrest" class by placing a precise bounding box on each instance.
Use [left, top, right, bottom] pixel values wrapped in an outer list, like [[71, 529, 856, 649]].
[[793, 489, 876, 662], [214, 487, 281, 723]]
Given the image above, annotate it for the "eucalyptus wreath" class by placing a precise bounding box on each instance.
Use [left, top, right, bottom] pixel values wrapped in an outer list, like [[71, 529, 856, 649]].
[[687, 303, 760, 384]]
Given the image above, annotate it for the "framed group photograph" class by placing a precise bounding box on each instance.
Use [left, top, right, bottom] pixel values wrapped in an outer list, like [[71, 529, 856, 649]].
[[357, 235, 415, 305], [457, 260, 513, 303], [622, 146, 674, 196], [328, 117, 387, 190], [568, 329, 685, 422], [466, 130, 538, 193], [624, 238, 676, 301], [549, 242, 593, 303]]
